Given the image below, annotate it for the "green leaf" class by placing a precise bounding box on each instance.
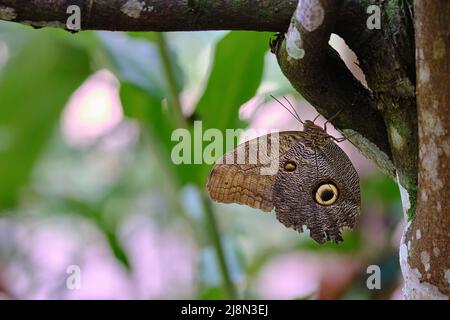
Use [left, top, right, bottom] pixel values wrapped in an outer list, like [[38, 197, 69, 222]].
[[97, 32, 185, 99], [0, 30, 91, 209], [361, 174, 401, 206], [105, 32, 269, 188], [100, 33, 200, 185], [103, 226, 131, 270], [120, 83, 191, 185], [198, 286, 228, 300], [194, 32, 269, 184], [195, 31, 269, 132]]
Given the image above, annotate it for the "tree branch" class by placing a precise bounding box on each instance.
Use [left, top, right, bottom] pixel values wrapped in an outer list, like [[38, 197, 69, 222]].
[[0, 0, 295, 31], [336, 0, 417, 209], [272, 0, 396, 178]]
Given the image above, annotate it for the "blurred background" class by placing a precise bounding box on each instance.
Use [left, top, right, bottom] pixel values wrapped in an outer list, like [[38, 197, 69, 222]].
[[0, 22, 404, 299]]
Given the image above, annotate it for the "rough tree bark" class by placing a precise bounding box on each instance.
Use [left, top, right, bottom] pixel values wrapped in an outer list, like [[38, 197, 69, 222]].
[[0, 0, 448, 299], [0, 0, 296, 31], [399, 1, 449, 299]]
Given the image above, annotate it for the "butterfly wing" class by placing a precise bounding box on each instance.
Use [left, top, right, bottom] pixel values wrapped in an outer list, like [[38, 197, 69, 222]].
[[273, 139, 361, 243], [206, 131, 304, 212]]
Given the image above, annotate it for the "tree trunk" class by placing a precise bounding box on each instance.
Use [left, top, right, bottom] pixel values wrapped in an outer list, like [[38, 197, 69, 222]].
[[399, 0, 449, 299]]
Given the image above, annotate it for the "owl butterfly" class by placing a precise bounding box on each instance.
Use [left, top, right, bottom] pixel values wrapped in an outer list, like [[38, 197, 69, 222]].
[[206, 97, 361, 244]]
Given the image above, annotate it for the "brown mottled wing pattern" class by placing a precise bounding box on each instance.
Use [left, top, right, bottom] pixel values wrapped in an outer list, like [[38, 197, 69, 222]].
[[273, 139, 361, 244], [206, 132, 305, 212]]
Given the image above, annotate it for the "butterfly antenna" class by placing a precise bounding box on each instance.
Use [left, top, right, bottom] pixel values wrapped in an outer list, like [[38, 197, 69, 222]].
[[312, 113, 321, 124], [283, 96, 304, 124], [270, 95, 303, 125]]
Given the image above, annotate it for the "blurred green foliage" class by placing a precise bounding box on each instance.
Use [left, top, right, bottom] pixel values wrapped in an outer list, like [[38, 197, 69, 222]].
[[0, 29, 91, 208], [0, 22, 403, 300], [116, 31, 269, 187]]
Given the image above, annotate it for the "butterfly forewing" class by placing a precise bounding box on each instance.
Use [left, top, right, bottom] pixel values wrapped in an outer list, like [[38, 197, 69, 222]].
[[206, 132, 305, 212]]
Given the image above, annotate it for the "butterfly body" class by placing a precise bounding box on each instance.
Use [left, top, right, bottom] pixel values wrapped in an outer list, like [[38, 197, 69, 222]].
[[206, 120, 360, 244]]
